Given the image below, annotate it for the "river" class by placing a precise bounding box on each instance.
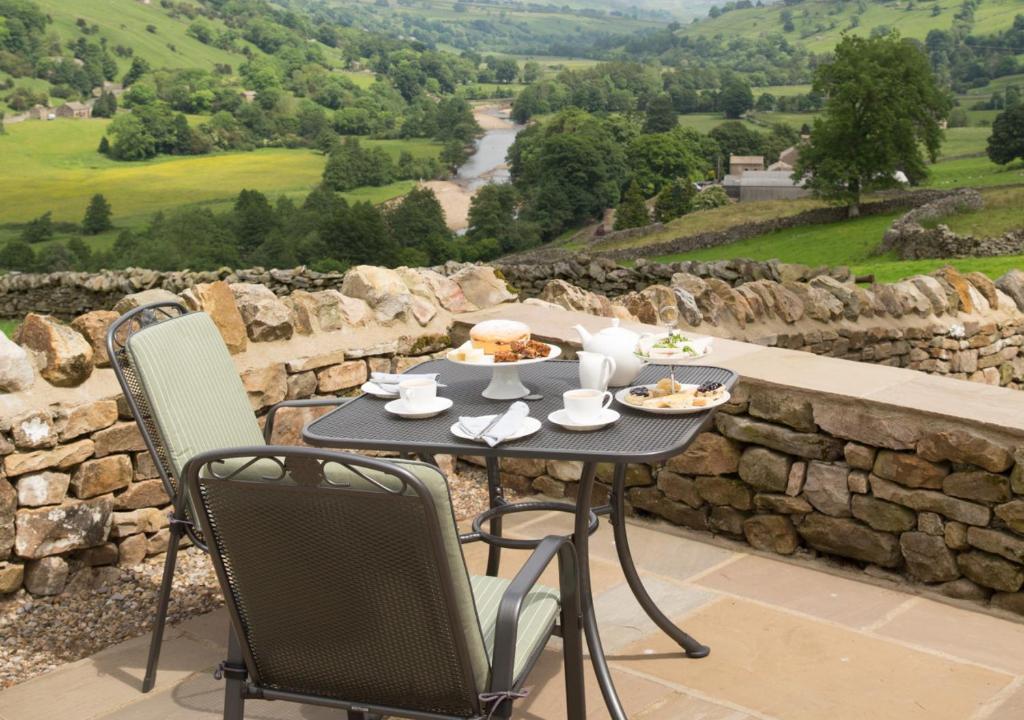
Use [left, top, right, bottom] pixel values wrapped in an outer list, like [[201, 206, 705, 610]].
[[421, 104, 523, 232]]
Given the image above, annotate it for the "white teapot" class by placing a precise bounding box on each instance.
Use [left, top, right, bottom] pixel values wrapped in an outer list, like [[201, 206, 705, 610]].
[[573, 319, 646, 387]]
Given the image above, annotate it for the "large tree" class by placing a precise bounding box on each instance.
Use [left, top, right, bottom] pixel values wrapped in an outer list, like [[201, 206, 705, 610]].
[[987, 106, 1024, 166], [614, 180, 650, 230], [643, 93, 677, 133], [82, 194, 113, 235], [795, 33, 951, 213], [719, 75, 754, 119]]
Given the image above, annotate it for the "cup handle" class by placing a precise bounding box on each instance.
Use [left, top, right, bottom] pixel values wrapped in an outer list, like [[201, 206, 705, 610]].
[[601, 391, 614, 409]]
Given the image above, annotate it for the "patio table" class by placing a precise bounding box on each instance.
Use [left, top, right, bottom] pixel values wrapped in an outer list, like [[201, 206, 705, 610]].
[[303, 358, 738, 720]]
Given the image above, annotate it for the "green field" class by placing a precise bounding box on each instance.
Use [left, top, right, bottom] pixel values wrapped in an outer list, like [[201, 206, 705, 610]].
[[924, 156, 1024, 188], [337, 70, 378, 89], [0, 119, 440, 225], [752, 85, 813, 98], [939, 126, 993, 159], [646, 187, 1024, 284], [677, 0, 1020, 55]]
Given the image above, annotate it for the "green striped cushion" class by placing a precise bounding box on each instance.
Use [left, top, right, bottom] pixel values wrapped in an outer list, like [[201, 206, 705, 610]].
[[126, 312, 265, 479], [471, 575, 559, 683]]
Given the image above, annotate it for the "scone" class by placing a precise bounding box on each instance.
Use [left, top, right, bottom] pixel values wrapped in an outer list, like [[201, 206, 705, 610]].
[[470, 320, 530, 355]]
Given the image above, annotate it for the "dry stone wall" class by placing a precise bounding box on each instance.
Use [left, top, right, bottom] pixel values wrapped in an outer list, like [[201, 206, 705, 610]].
[[487, 379, 1024, 618], [535, 265, 1024, 390]]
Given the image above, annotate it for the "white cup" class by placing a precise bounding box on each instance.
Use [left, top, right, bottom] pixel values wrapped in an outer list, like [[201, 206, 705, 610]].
[[578, 351, 616, 392], [399, 378, 437, 409], [563, 388, 613, 424]]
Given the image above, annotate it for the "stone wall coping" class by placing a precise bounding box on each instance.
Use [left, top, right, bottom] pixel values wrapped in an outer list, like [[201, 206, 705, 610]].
[[454, 304, 1024, 438], [0, 314, 451, 418]]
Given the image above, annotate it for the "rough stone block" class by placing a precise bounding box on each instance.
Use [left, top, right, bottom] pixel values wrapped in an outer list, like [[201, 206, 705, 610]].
[[957, 550, 1024, 592], [753, 493, 812, 514], [942, 471, 1011, 504], [716, 414, 843, 460], [114, 480, 171, 510], [241, 363, 288, 410], [916, 429, 1013, 473], [995, 500, 1024, 534], [796, 514, 901, 567], [15, 496, 113, 559], [71, 455, 132, 498], [4, 439, 94, 477], [231, 283, 294, 342], [0, 477, 13, 559], [0, 561, 24, 594], [93, 422, 146, 457], [900, 532, 959, 583], [851, 495, 917, 533], [747, 386, 816, 432], [286, 371, 317, 401], [945, 521, 969, 550], [843, 443, 876, 471], [917, 512, 944, 536], [181, 281, 248, 353], [15, 313, 94, 387], [77, 542, 119, 566], [803, 461, 851, 517], [665, 432, 741, 476], [70, 310, 119, 368], [938, 578, 990, 601], [24, 556, 69, 595], [743, 515, 799, 555], [61, 400, 118, 441], [813, 400, 921, 450], [657, 471, 702, 508], [118, 533, 148, 566], [872, 450, 948, 489], [870, 475, 990, 526], [628, 487, 708, 531], [737, 446, 791, 492], [695, 475, 753, 510], [966, 527, 1024, 565], [10, 410, 57, 449], [317, 361, 368, 393], [709, 506, 748, 536], [532, 476, 567, 498], [786, 461, 806, 496], [847, 469, 870, 494], [16, 472, 70, 507]]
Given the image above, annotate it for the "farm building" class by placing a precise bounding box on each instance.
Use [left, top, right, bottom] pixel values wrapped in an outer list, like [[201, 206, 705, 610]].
[[738, 170, 809, 202], [768, 145, 801, 171], [55, 101, 92, 119], [729, 155, 764, 175], [26, 105, 53, 120]]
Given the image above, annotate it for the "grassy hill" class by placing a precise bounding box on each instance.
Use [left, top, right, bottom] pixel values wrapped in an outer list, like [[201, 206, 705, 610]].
[[0, 119, 440, 225], [678, 0, 1019, 54]]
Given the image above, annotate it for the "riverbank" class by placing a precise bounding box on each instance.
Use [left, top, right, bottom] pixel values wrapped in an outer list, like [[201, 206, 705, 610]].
[[429, 103, 520, 231]]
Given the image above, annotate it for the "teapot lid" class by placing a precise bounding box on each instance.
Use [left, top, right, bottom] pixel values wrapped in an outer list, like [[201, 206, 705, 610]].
[[597, 318, 638, 338]]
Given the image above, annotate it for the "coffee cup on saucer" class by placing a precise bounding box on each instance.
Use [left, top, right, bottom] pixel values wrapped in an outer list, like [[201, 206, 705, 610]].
[[399, 378, 437, 410], [563, 388, 613, 424]]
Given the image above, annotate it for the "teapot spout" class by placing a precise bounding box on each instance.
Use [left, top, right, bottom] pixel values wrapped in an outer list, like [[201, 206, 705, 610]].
[[572, 324, 592, 345]]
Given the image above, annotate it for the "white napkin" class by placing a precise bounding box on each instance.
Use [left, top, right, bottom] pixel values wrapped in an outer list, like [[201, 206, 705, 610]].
[[369, 372, 439, 394], [458, 402, 531, 447]]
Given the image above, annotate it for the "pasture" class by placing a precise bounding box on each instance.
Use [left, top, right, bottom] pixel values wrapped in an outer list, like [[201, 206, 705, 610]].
[[0, 119, 440, 225]]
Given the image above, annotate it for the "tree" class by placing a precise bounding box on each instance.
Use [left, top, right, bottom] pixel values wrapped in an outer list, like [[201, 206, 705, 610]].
[[654, 179, 696, 222], [21, 212, 53, 243], [987, 106, 1024, 165], [92, 91, 117, 118], [82, 194, 113, 235], [709, 121, 766, 159], [614, 180, 650, 230], [627, 129, 707, 195], [98, 135, 111, 155], [522, 61, 541, 84], [107, 114, 156, 160], [644, 93, 677, 133], [68, 236, 92, 267], [0, 239, 36, 271], [692, 185, 730, 210], [0, 111, 4, 134], [388, 187, 452, 265], [233, 189, 276, 257], [795, 33, 951, 213], [719, 75, 754, 119]]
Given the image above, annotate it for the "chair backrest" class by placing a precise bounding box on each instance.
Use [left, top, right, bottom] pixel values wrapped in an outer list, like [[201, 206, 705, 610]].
[[113, 308, 264, 483], [185, 447, 490, 718]]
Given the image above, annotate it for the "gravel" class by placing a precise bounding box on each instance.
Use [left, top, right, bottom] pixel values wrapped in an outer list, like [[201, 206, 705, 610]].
[[0, 459, 518, 690]]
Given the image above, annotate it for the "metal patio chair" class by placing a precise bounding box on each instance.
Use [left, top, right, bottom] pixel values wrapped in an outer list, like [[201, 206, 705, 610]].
[[185, 446, 585, 720], [107, 302, 347, 692]]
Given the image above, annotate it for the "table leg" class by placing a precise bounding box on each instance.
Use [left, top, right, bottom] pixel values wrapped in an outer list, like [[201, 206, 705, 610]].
[[576, 462, 627, 720], [485, 456, 503, 577], [610, 464, 710, 658]]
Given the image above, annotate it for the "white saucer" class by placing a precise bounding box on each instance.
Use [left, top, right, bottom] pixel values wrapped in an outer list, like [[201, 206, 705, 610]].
[[362, 381, 398, 399], [384, 397, 453, 419], [547, 408, 620, 432], [450, 416, 542, 443]]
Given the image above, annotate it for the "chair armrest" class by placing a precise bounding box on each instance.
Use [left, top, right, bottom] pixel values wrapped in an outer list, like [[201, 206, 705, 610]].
[[489, 535, 579, 696], [263, 397, 351, 443]]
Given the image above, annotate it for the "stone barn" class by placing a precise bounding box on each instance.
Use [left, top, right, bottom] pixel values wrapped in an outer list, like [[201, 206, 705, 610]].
[[739, 170, 809, 202]]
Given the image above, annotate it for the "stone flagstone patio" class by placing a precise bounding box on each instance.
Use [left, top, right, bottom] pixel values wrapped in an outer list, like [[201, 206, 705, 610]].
[[2, 508, 1024, 720]]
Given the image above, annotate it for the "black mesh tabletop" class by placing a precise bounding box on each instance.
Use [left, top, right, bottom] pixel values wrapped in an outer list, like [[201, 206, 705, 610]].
[[304, 359, 738, 464]]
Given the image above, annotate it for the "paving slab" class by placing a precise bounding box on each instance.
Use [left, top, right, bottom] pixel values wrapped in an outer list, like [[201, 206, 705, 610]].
[[695, 554, 912, 630], [873, 596, 1024, 675], [619, 597, 1015, 720]]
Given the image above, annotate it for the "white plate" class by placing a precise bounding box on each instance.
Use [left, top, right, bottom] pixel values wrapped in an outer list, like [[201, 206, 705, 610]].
[[615, 385, 731, 415], [446, 343, 562, 367], [361, 381, 398, 399], [635, 334, 713, 364], [450, 416, 542, 443], [384, 397, 453, 419], [547, 408, 620, 432]]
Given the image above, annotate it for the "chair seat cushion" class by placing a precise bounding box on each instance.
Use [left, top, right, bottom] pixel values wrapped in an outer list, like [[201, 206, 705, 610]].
[[470, 575, 560, 684]]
